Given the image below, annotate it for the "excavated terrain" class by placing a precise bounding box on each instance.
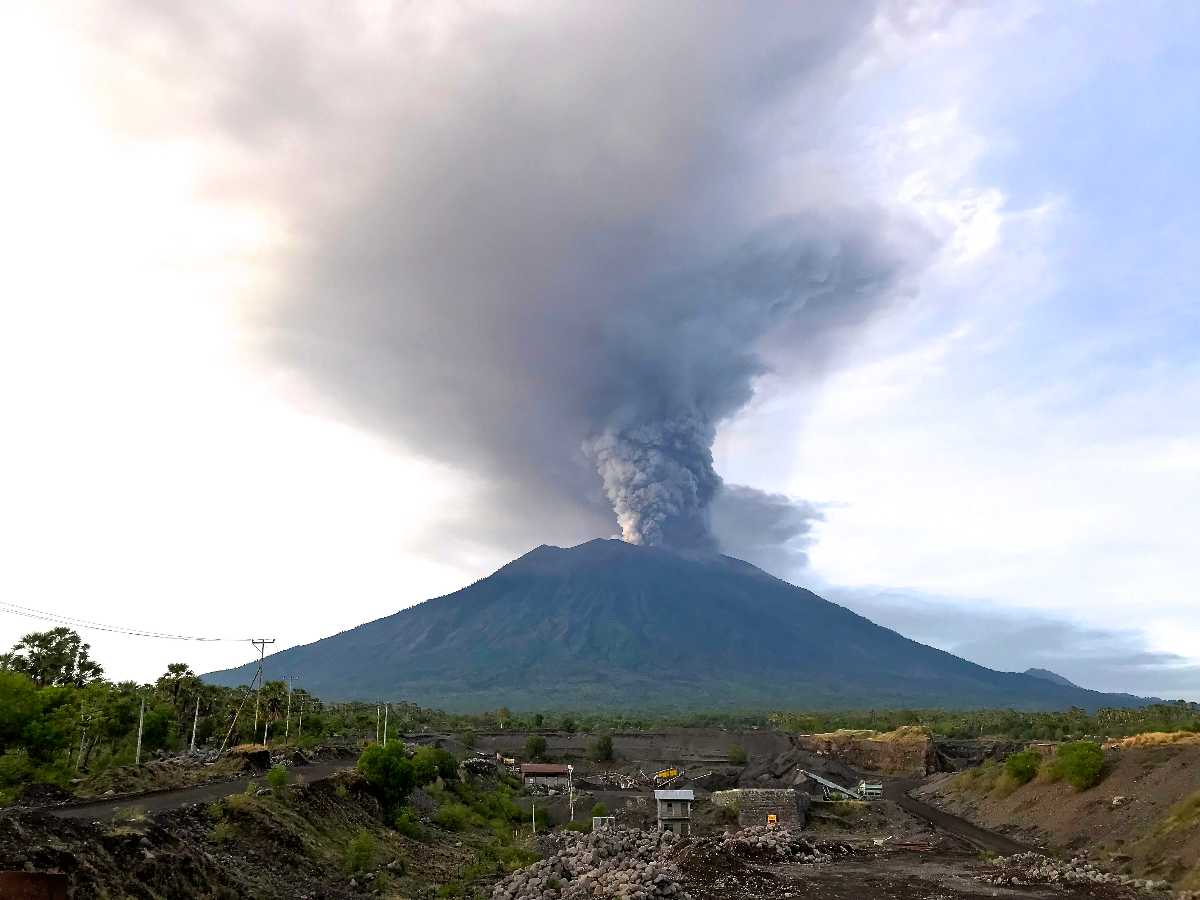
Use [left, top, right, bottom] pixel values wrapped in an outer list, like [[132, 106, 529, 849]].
[[916, 742, 1200, 893]]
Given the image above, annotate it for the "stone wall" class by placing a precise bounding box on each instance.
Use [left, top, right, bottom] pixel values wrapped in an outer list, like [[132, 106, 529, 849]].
[[711, 788, 809, 828]]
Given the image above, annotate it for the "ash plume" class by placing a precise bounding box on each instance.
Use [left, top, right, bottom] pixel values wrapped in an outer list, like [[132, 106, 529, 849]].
[[100, 2, 941, 565]]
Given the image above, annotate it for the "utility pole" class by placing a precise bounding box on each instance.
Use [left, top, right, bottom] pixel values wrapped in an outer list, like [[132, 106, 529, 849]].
[[376, 704, 381, 744], [531, 800, 536, 836], [250, 638, 275, 736], [568, 764, 575, 823], [263, 717, 270, 745], [383, 703, 389, 747], [281, 673, 299, 745], [135, 694, 146, 766], [190, 695, 200, 753], [297, 701, 303, 740]]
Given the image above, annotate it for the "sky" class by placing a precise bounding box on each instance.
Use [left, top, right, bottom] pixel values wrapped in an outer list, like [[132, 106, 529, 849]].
[[1, 1, 1197, 700]]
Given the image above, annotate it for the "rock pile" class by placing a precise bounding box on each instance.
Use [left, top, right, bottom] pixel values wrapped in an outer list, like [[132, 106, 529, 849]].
[[980, 852, 1170, 893], [719, 826, 851, 862], [492, 828, 689, 900]]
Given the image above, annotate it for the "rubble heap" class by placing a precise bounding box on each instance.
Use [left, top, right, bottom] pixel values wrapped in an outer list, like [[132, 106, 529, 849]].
[[980, 852, 1171, 893], [718, 826, 852, 862], [491, 828, 689, 900]]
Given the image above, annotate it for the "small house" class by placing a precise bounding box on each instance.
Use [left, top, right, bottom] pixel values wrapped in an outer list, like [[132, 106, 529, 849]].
[[520, 763, 570, 789], [654, 789, 694, 836]]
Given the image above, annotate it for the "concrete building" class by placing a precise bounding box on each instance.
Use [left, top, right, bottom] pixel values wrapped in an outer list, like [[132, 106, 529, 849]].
[[520, 763, 570, 789], [654, 789, 694, 836]]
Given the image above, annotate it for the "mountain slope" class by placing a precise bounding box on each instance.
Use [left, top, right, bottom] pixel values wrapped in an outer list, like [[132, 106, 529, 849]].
[[204, 540, 1151, 711], [1023, 667, 1080, 688]]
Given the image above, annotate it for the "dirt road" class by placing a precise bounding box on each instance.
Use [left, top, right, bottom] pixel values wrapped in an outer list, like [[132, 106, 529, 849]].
[[885, 780, 1031, 855], [43, 760, 351, 821]]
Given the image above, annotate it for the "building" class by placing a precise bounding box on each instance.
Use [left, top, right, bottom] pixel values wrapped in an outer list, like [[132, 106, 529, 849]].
[[654, 789, 694, 836], [711, 788, 809, 828], [520, 763, 570, 789]]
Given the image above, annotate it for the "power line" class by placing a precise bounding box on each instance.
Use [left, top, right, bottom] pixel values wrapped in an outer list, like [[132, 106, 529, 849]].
[[0, 599, 253, 642]]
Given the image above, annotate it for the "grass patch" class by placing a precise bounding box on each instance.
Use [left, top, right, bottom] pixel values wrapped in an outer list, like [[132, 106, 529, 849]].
[[1108, 731, 1200, 749]]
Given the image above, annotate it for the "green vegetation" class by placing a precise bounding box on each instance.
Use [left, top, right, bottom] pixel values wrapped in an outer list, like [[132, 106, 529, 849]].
[[524, 734, 547, 760], [393, 807, 425, 840], [266, 764, 290, 796], [344, 829, 378, 874], [412, 745, 457, 784], [1046, 740, 1105, 791], [433, 801, 472, 831], [1004, 749, 1041, 784], [356, 743, 416, 812], [728, 744, 748, 765], [589, 734, 614, 762], [590, 801, 608, 817]]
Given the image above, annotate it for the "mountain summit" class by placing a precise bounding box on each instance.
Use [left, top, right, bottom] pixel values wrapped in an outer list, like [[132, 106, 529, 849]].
[[204, 540, 1148, 711]]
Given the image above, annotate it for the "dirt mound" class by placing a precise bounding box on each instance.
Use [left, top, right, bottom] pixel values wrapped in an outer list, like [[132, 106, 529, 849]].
[[916, 742, 1200, 891], [794, 727, 936, 777], [0, 774, 408, 899], [76, 752, 250, 798], [15, 783, 76, 806]]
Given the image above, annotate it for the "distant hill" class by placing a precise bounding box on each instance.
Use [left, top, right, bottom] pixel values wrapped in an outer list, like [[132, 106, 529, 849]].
[[204, 539, 1153, 712], [1023, 667, 1080, 689]]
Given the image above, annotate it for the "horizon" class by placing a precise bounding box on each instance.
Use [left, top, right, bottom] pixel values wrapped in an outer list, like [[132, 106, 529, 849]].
[[2, 3, 1198, 701]]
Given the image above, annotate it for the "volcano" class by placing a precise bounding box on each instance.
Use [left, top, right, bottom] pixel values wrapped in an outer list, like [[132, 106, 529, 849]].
[[204, 539, 1148, 711]]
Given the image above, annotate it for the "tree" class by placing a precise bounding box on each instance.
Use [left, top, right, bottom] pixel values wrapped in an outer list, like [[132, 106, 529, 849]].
[[2, 628, 103, 687], [525, 734, 547, 760], [533, 713, 544, 729], [560, 716, 577, 734], [357, 743, 416, 812], [590, 734, 614, 762], [497, 707, 511, 729], [156, 663, 199, 711]]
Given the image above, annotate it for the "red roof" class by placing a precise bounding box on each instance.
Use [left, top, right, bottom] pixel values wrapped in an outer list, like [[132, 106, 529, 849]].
[[521, 763, 570, 776]]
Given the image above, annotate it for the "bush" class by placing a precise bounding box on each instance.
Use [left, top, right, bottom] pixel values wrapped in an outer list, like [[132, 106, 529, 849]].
[[560, 717, 577, 734], [1049, 741, 1105, 791], [393, 808, 426, 840], [590, 734, 614, 762], [266, 764, 290, 796], [525, 735, 547, 760], [344, 829, 377, 874], [590, 801, 608, 817], [209, 821, 236, 843], [412, 746, 457, 785], [1004, 749, 1040, 785], [728, 745, 748, 766], [433, 801, 473, 831], [357, 743, 416, 812]]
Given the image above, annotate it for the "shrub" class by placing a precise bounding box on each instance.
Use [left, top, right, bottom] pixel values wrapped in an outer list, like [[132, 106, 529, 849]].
[[1004, 749, 1041, 785], [344, 829, 377, 874], [560, 717, 577, 734], [590, 734, 614, 762], [412, 746, 457, 784], [357, 743, 416, 812], [266, 764, 290, 796], [393, 808, 426, 840], [433, 801, 472, 831], [1049, 741, 1105, 791], [728, 745, 748, 766], [590, 801, 608, 817], [209, 821, 236, 843], [525, 735, 547, 760]]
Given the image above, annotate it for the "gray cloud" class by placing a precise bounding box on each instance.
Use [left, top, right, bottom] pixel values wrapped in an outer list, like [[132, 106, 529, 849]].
[[711, 485, 825, 574], [100, 3, 936, 556], [824, 586, 1200, 700]]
